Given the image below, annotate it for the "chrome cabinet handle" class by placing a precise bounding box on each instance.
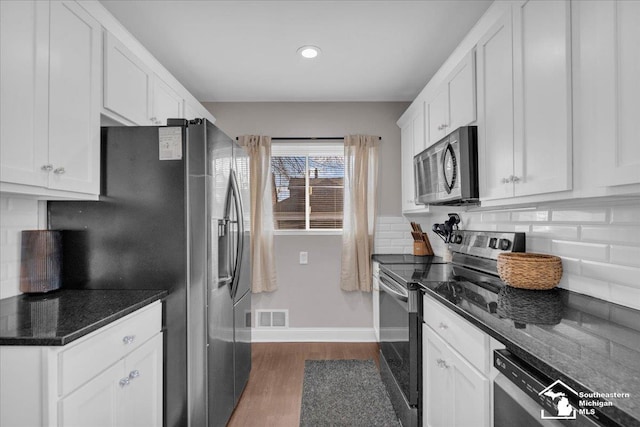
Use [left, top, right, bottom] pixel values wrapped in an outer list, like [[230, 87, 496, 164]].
[[122, 335, 136, 345], [119, 377, 130, 388], [53, 167, 65, 175], [128, 370, 140, 380], [438, 322, 448, 330], [41, 164, 53, 172], [436, 358, 450, 369], [511, 175, 520, 183]]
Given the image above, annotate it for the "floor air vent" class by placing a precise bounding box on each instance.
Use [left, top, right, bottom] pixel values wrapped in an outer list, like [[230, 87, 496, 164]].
[[256, 310, 289, 328]]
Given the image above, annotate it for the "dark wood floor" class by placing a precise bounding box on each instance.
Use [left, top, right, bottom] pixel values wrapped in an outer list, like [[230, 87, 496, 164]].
[[227, 342, 380, 427]]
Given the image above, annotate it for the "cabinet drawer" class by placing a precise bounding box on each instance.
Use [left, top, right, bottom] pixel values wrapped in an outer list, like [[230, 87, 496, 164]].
[[423, 295, 488, 372], [59, 302, 161, 396]]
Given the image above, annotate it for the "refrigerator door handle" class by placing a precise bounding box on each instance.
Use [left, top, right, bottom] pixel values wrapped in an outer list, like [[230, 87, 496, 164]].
[[229, 169, 245, 299]]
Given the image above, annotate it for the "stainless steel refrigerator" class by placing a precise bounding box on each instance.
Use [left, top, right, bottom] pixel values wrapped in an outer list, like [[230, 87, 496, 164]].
[[48, 119, 251, 427]]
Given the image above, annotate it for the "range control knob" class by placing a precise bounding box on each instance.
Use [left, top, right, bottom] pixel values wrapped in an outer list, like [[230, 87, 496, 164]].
[[499, 238, 511, 250], [452, 234, 463, 244], [488, 237, 498, 249]]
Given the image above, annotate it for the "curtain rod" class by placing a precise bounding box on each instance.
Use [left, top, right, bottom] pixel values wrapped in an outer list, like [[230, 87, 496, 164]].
[[235, 136, 381, 141]]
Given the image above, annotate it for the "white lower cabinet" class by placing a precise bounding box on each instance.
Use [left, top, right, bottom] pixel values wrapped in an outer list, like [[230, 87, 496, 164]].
[[422, 296, 490, 427], [0, 302, 162, 427], [60, 333, 162, 427]]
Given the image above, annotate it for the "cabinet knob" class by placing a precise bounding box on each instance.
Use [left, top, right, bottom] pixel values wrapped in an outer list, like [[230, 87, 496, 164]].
[[53, 167, 65, 175], [438, 322, 448, 330], [501, 177, 510, 184], [41, 164, 54, 172], [122, 335, 136, 345], [119, 377, 130, 388], [128, 370, 140, 380], [511, 175, 520, 183], [436, 358, 450, 369], [442, 124, 448, 129]]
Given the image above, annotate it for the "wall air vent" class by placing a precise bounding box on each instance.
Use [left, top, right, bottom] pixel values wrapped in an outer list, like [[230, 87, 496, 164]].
[[255, 309, 289, 328]]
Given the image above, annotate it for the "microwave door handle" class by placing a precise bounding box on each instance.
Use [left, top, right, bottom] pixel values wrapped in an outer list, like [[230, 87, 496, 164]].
[[441, 142, 456, 194]]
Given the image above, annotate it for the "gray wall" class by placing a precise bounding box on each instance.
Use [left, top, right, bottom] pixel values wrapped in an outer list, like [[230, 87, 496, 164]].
[[204, 102, 408, 328]]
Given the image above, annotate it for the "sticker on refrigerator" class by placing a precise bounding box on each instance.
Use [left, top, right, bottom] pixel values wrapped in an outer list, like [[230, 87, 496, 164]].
[[158, 127, 182, 160]]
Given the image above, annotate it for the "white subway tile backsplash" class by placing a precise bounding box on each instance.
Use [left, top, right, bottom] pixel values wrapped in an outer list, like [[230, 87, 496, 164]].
[[1, 195, 41, 299], [559, 257, 581, 275], [610, 245, 640, 267], [609, 283, 640, 311], [511, 210, 549, 222], [410, 198, 640, 310], [581, 260, 640, 287], [582, 226, 640, 245], [374, 216, 413, 254], [531, 225, 579, 240], [559, 275, 610, 302], [551, 209, 607, 223], [526, 236, 552, 253], [610, 204, 640, 224], [551, 240, 608, 262]]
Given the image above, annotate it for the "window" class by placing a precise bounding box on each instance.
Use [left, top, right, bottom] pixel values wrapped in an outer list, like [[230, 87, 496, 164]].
[[271, 142, 344, 231]]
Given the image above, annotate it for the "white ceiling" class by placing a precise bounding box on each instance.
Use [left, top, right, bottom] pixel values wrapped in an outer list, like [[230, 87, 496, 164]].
[[100, 0, 492, 102]]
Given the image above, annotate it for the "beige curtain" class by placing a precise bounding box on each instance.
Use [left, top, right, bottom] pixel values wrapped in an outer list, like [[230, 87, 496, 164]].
[[238, 135, 277, 293], [340, 135, 379, 292]]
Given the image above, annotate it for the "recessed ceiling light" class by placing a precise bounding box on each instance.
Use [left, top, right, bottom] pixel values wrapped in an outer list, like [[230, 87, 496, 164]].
[[297, 45, 321, 59]]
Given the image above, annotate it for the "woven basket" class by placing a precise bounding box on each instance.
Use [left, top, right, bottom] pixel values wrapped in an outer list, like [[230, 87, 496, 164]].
[[497, 252, 563, 290]]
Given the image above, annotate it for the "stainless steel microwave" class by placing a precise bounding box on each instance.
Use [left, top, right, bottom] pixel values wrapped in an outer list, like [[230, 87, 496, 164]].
[[413, 126, 478, 205]]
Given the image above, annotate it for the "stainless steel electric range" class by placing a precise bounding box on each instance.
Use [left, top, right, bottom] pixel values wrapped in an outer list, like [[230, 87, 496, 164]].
[[378, 230, 525, 427]]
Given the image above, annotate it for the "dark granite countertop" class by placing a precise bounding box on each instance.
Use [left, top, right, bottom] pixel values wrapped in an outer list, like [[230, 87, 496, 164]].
[[380, 262, 640, 427], [0, 289, 166, 346], [372, 254, 446, 264]]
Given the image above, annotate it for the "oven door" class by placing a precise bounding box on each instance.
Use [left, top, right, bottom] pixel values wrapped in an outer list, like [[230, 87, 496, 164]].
[[379, 272, 419, 407]]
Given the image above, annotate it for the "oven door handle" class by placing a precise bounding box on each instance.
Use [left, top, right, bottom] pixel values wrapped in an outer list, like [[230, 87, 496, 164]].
[[379, 275, 409, 302]]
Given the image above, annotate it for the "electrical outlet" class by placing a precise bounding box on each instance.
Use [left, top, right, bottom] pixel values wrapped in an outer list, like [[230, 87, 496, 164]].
[[299, 251, 308, 264]]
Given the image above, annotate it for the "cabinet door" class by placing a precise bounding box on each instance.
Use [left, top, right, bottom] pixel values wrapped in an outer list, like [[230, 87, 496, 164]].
[[427, 88, 449, 146], [448, 344, 490, 427], [122, 334, 163, 427], [512, 0, 572, 197], [152, 76, 183, 125], [608, 0, 640, 186], [477, 7, 515, 201], [448, 50, 476, 133], [0, 0, 49, 188], [423, 325, 451, 427], [47, 0, 100, 195], [104, 32, 153, 125], [401, 121, 417, 211], [59, 361, 124, 427]]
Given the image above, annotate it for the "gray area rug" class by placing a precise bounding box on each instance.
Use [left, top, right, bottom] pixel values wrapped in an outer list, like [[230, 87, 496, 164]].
[[300, 359, 401, 427]]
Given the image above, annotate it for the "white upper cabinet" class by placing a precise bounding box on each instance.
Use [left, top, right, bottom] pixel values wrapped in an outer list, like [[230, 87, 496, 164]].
[[0, 0, 100, 198], [103, 32, 153, 126], [400, 103, 428, 213], [427, 50, 476, 147], [478, 0, 571, 201], [152, 76, 184, 125], [0, 0, 50, 189], [512, 0, 572, 197], [476, 7, 514, 201], [48, 1, 101, 195], [573, 0, 640, 190]]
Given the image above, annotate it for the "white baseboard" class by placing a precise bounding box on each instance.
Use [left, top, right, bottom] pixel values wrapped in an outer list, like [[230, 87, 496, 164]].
[[251, 327, 376, 343]]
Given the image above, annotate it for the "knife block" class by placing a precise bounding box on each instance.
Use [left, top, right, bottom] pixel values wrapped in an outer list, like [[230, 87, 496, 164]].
[[413, 241, 428, 256]]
